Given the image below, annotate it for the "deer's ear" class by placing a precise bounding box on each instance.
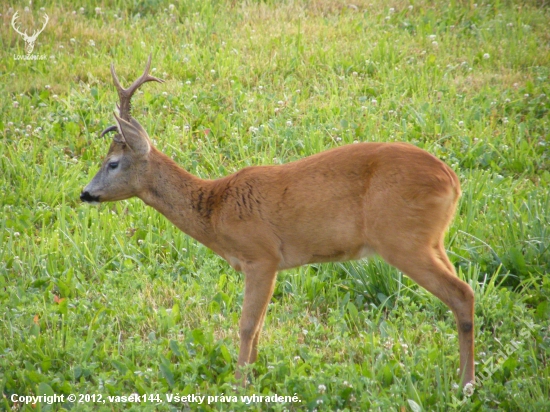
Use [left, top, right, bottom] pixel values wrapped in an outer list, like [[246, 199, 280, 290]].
[[113, 113, 151, 156]]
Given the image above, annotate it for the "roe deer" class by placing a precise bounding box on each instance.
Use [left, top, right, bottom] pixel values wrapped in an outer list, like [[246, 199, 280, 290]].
[[81, 56, 475, 386]]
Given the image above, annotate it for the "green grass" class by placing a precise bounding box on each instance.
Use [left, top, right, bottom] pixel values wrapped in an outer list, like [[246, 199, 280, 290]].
[[1, 0, 549, 410]]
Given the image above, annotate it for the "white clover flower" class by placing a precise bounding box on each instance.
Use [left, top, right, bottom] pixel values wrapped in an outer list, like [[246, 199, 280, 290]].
[[463, 382, 475, 397], [169, 4, 175, 11], [483, 53, 490, 59], [371, 99, 378, 105], [458, 121, 464, 127], [428, 34, 437, 40], [89, 40, 95, 47], [318, 384, 326, 393], [286, 120, 293, 127]]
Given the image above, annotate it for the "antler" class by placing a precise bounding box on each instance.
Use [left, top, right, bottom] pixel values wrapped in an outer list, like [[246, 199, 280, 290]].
[[11, 12, 49, 40], [11, 12, 28, 38], [100, 55, 164, 138], [28, 13, 49, 41], [111, 54, 164, 122]]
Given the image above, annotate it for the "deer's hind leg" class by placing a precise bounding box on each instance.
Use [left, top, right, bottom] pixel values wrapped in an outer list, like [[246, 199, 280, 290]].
[[377, 240, 475, 386]]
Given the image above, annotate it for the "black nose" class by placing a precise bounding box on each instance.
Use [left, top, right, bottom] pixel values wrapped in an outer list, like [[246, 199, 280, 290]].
[[80, 191, 100, 203]]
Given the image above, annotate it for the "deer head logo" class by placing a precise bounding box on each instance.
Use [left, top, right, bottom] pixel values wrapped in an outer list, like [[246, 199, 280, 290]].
[[11, 11, 49, 55]]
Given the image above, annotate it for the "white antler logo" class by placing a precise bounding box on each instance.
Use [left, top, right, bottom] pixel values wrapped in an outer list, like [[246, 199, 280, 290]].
[[11, 11, 49, 55]]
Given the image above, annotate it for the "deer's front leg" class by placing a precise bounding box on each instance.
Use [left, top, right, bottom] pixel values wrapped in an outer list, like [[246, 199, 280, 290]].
[[236, 261, 278, 383]]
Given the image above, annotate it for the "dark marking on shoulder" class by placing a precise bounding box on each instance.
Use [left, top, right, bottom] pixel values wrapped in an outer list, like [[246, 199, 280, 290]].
[[150, 187, 162, 199], [192, 187, 217, 219], [196, 188, 205, 212]]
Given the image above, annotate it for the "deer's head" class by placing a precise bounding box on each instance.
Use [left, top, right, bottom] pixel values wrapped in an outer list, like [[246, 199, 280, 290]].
[[11, 11, 49, 55], [80, 56, 164, 204]]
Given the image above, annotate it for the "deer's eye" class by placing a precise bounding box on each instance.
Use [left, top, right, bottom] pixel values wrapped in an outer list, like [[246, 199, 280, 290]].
[[108, 161, 119, 170]]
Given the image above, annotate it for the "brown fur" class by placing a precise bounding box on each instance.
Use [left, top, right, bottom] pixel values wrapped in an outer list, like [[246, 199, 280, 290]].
[[83, 135, 474, 385], [81, 60, 474, 386]]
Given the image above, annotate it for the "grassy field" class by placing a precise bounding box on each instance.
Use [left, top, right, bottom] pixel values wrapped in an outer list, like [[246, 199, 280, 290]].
[[1, 0, 549, 410]]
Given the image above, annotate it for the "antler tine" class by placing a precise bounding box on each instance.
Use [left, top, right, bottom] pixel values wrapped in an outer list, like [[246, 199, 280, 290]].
[[110, 54, 165, 121], [100, 125, 118, 137], [11, 11, 27, 37]]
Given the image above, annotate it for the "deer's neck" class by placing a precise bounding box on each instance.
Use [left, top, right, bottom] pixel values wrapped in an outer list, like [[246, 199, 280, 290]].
[[138, 147, 218, 249]]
